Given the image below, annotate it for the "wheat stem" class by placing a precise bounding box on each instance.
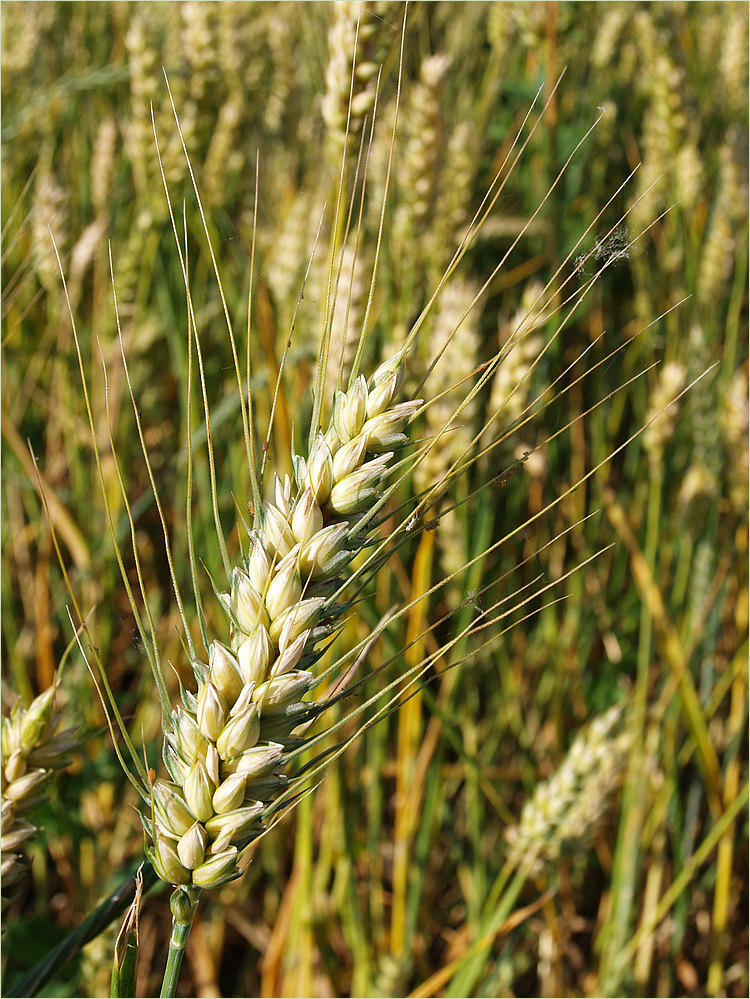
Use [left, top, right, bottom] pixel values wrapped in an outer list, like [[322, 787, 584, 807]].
[[159, 887, 200, 998]]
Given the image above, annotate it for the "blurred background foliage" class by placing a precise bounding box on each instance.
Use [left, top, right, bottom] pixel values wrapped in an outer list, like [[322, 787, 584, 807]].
[[1, 2, 747, 996]]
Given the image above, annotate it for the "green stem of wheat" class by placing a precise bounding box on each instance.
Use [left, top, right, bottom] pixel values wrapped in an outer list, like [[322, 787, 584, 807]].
[[159, 886, 201, 998]]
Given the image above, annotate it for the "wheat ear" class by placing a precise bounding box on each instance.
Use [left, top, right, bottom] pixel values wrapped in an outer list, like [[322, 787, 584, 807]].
[[1, 673, 77, 912], [145, 350, 422, 892]]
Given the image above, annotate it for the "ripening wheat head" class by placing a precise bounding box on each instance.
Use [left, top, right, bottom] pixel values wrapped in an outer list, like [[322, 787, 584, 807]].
[[140, 343, 426, 890]]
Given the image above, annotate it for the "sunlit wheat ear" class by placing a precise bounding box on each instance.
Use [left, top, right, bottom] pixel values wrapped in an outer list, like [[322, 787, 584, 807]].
[[142, 345, 426, 888], [49, 25, 415, 898]]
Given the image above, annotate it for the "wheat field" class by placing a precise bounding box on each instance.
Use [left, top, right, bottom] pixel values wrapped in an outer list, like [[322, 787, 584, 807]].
[[1, 3, 748, 997]]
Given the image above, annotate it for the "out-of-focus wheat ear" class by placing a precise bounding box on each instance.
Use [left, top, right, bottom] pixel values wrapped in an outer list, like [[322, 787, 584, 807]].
[[720, 366, 749, 517], [642, 361, 688, 469], [321, 118, 378, 408], [442, 703, 634, 999], [507, 703, 635, 872], [322, 1, 399, 167], [265, 206, 327, 481], [323, 240, 371, 406], [1, 663, 78, 913], [309, 5, 392, 441]]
